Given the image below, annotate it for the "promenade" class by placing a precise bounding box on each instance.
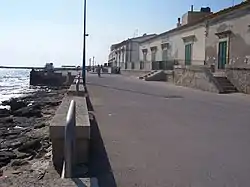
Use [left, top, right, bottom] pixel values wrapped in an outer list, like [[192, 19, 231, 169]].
[[87, 73, 250, 187]]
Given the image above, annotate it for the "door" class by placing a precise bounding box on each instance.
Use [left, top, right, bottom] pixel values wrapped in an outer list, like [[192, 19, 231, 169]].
[[218, 41, 227, 69], [185, 44, 192, 65]]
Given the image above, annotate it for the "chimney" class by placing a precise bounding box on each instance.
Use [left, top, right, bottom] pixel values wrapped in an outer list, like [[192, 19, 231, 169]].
[[177, 18, 181, 27], [191, 5, 194, 12]]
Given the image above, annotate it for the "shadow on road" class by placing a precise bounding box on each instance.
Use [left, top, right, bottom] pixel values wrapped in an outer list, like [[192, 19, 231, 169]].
[[86, 82, 183, 99], [85, 90, 117, 187]]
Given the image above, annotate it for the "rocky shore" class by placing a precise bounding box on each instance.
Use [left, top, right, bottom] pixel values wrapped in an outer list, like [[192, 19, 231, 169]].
[[0, 88, 66, 184]]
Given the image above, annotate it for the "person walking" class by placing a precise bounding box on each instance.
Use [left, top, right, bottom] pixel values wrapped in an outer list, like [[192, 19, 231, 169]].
[[97, 65, 101, 77]]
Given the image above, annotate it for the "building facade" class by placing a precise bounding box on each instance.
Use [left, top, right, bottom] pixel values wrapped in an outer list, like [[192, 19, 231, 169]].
[[137, 1, 250, 72], [205, 2, 250, 70], [138, 7, 212, 71], [108, 34, 156, 70]]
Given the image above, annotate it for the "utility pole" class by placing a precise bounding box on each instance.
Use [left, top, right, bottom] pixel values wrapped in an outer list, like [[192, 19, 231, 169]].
[[82, 0, 87, 84]]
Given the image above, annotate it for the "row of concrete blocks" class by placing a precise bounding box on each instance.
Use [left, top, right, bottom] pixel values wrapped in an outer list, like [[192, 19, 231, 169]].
[[50, 80, 90, 171]]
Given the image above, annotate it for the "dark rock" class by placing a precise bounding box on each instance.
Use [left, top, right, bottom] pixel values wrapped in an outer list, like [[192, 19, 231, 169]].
[[11, 160, 29, 167], [2, 129, 22, 137], [16, 152, 31, 159], [0, 151, 16, 167], [12, 105, 42, 118], [45, 101, 61, 107], [0, 168, 2, 176], [10, 141, 22, 149], [0, 117, 13, 123], [18, 139, 41, 152], [9, 99, 27, 111], [34, 123, 46, 129], [1, 140, 22, 149], [1, 100, 10, 106], [0, 109, 10, 117]]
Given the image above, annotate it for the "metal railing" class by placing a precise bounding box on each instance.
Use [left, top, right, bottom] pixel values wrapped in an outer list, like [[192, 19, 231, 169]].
[[62, 100, 76, 178]]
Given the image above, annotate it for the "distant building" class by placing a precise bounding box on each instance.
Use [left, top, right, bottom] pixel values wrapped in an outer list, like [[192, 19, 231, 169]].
[[108, 34, 157, 70]]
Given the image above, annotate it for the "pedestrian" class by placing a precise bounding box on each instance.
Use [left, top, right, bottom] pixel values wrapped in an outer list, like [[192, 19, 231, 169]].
[[97, 65, 101, 77]]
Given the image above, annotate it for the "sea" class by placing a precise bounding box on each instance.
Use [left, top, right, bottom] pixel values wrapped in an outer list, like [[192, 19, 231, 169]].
[[0, 69, 37, 106]]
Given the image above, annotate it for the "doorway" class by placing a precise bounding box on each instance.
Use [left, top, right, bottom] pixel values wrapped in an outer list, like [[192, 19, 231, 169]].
[[218, 41, 228, 69]]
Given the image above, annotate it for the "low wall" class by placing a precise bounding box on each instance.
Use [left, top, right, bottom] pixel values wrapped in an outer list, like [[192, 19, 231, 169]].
[[226, 65, 250, 94], [174, 65, 220, 93], [50, 81, 90, 171], [121, 70, 151, 77]]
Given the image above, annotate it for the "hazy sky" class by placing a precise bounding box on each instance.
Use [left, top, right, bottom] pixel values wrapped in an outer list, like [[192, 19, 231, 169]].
[[0, 0, 243, 67]]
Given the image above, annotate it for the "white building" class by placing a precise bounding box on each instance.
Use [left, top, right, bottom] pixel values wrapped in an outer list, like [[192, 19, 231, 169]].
[[108, 34, 156, 70], [139, 7, 212, 70]]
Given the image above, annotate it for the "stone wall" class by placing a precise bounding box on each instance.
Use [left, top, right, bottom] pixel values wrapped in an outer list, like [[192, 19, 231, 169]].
[[226, 65, 250, 94], [174, 65, 220, 93]]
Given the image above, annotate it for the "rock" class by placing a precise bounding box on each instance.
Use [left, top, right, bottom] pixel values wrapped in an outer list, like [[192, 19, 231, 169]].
[[12, 170, 22, 175], [1, 129, 22, 137], [44, 151, 52, 159], [1, 140, 22, 150], [0, 117, 13, 124], [11, 160, 29, 167], [16, 152, 31, 159], [18, 139, 41, 152], [0, 151, 16, 167], [9, 99, 27, 111], [0, 168, 3, 176], [10, 141, 22, 149], [12, 106, 42, 118], [34, 123, 46, 129], [0, 109, 10, 117]]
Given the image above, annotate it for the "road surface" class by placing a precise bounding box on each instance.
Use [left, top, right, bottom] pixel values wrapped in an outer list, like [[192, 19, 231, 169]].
[[87, 74, 250, 187]]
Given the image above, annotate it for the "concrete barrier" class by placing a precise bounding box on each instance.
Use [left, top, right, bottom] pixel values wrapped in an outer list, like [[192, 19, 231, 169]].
[[50, 81, 90, 171]]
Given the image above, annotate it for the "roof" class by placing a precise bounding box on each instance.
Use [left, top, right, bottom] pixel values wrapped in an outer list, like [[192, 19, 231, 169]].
[[111, 34, 157, 49], [141, 1, 250, 43]]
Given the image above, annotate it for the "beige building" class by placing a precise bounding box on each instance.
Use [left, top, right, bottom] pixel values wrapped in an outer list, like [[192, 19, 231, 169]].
[[139, 6, 212, 71]]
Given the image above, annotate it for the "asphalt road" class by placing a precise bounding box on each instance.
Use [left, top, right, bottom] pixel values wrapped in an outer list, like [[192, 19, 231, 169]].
[[87, 74, 250, 187]]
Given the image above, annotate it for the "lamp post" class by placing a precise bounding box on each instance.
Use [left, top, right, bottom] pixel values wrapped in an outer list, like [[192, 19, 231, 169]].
[[82, 0, 88, 84]]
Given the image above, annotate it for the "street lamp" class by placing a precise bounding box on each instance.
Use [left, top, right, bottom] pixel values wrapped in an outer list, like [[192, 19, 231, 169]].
[[82, 0, 87, 84]]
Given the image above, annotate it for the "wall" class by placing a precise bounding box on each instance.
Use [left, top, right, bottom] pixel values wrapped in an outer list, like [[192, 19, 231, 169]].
[[139, 24, 206, 69], [205, 5, 250, 69], [174, 66, 220, 92], [226, 65, 250, 94]]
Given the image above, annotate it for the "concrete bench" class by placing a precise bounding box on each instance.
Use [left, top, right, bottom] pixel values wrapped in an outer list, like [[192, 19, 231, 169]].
[[50, 94, 90, 171]]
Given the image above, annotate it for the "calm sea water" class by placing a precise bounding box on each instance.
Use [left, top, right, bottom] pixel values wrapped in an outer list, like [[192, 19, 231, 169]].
[[0, 69, 37, 104]]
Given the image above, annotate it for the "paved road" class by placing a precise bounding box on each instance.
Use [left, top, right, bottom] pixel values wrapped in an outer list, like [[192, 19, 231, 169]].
[[87, 74, 250, 187]]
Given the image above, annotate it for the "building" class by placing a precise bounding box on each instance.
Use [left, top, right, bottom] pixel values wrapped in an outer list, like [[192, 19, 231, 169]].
[[205, 1, 250, 70], [139, 6, 212, 71], [137, 1, 250, 73], [108, 34, 156, 70]]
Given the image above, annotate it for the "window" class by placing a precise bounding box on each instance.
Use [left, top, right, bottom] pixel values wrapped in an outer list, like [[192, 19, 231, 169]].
[[142, 49, 147, 61], [131, 62, 135, 69], [125, 62, 128, 69], [161, 43, 169, 61], [151, 47, 157, 62], [140, 61, 144, 69]]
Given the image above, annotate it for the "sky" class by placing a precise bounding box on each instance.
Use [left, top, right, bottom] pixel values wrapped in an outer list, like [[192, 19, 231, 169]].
[[0, 0, 243, 67]]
